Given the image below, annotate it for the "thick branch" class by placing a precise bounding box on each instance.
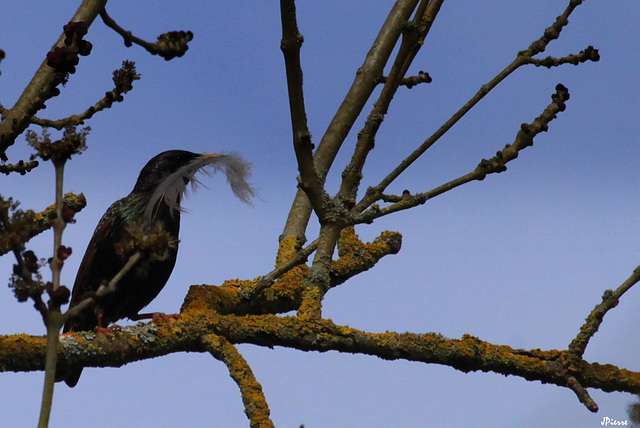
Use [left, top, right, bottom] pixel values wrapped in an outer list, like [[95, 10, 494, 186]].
[[331, 227, 401, 287], [183, 230, 399, 316], [4, 314, 640, 403]]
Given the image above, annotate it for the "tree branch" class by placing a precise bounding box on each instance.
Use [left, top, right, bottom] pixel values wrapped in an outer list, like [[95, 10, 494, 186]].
[[0, 192, 86, 256], [64, 252, 142, 320], [202, 335, 274, 428], [567, 266, 640, 362], [338, 0, 443, 201], [279, 0, 329, 224], [182, 229, 399, 316], [29, 61, 141, 130], [355, 84, 571, 224], [523, 45, 600, 68], [353, 0, 594, 213], [280, 0, 420, 242], [0, 0, 107, 160], [5, 312, 640, 408], [100, 8, 193, 61]]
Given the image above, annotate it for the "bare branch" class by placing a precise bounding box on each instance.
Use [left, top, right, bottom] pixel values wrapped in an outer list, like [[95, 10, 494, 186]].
[[378, 70, 432, 88], [30, 61, 141, 130], [64, 252, 142, 320], [566, 375, 598, 412], [518, 0, 586, 58], [338, 0, 443, 201], [279, 0, 329, 221], [100, 8, 193, 61], [567, 266, 640, 361], [523, 45, 600, 68], [281, 0, 420, 242], [355, 84, 571, 224], [353, 0, 593, 213], [0, 0, 107, 160]]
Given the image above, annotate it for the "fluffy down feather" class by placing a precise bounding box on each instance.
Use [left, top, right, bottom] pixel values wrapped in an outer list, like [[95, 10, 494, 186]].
[[144, 153, 254, 221]]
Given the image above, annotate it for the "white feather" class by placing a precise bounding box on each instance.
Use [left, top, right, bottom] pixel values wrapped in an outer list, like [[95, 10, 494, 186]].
[[144, 153, 254, 221]]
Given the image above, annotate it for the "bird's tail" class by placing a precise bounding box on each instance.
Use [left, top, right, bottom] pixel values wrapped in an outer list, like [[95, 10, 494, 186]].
[[54, 363, 83, 387]]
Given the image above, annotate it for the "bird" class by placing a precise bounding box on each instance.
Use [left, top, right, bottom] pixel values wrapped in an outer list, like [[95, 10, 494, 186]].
[[58, 150, 254, 387]]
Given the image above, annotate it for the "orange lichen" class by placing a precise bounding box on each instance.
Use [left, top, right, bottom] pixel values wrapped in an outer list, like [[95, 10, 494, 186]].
[[181, 283, 240, 313], [332, 229, 402, 281], [337, 226, 361, 256]]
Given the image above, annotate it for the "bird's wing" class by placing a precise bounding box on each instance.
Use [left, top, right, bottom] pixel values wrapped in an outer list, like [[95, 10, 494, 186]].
[[65, 199, 125, 332]]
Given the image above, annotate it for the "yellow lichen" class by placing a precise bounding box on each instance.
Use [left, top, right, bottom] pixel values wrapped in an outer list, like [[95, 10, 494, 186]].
[[275, 235, 300, 266]]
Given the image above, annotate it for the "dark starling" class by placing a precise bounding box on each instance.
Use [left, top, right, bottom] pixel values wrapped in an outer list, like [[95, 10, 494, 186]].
[[58, 150, 253, 387]]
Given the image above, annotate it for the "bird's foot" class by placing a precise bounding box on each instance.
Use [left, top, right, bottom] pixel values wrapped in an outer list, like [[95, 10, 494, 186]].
[[152, 312, 179, 323], [94, 324, 121, 335], [130, 312, 179, 323]]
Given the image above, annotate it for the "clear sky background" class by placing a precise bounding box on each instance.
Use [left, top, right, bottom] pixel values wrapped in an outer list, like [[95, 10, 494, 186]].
[[1, 1, 639, 427]]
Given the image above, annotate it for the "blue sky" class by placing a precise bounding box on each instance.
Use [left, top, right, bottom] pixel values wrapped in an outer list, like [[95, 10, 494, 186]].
[[1, 2, 639, 427]]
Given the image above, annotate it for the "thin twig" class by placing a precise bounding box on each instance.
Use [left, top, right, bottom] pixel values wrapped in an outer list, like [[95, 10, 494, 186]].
[[353, 0, 591, 213], [566, 375, 598, 412], [100, 9, 193, 60], [49, 163, 66, 292], [378, 71, 432, 88], [65, 251, 142, 320], [30, 60, 141, 130], [568, 266, 640, 361], [0, 159, 40, 175], [523, 45, 600, 68], [355, 84, 571, 224], [338, 0, 443, 200], [37, 149, 70, 428], [254, 239, 317, 293], [37, 310, 65, 428]]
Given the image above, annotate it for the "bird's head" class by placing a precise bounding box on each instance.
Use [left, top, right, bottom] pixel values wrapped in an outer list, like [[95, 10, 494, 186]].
[[132, 150, 254, 221]]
